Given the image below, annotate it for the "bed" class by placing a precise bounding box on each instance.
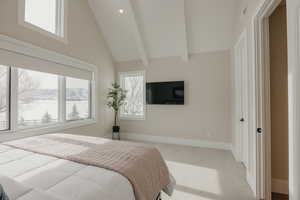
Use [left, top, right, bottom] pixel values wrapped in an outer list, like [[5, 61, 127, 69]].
[[0, 134, 175, 200]]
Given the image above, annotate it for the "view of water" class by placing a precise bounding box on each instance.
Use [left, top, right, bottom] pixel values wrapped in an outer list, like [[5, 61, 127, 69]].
[[0, 100, 89, 130]]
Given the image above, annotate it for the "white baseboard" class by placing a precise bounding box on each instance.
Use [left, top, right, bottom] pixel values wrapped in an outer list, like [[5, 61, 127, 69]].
[[272, 178, 289, 194], [231, 147, 240, 162], [117, 133, 231, 150], [247, 172, 257, 196]]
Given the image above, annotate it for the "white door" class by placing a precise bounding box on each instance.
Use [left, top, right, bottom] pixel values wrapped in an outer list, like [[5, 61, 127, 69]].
[[234, 31, 249, 168]]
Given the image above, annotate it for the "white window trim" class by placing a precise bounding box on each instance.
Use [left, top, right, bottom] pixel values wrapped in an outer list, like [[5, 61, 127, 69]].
[[0, 34, 98, 136], [11, 70, 95, 132], [18, 0, 68, 43], [65, 77, 92, 122], [0, 119, 96, 142], [119, 70, 146, 121], [0, 66, 11, 132]]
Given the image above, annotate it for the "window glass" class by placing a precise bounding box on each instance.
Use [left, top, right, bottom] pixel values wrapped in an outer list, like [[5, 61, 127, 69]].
[[120, 72, 144, 119], [24, 0, 60, 35], [18, 69, 59, 127], [0, 66, 9, 131], [66, 77, 90, 121]]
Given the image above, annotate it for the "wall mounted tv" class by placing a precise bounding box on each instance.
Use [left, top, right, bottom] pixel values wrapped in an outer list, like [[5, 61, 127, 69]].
[[146, 81, 184, 105]]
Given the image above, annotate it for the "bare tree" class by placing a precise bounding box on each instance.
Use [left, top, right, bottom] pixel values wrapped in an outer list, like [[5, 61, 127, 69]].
[[0, 67, 40, 114], [0, 67, 8, 113], [123, 76, 143, 115], [18, 70, 40, 104]]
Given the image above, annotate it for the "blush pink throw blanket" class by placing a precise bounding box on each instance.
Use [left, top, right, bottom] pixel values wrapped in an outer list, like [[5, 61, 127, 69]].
[[4, 134, 172, 200]]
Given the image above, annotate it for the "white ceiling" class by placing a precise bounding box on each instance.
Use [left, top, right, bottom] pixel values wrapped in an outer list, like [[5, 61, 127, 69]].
[[88, 0, 238, 64]]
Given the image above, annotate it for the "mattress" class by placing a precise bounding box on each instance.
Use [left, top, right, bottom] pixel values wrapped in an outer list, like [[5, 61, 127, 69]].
[[0, 144, 135, 200]]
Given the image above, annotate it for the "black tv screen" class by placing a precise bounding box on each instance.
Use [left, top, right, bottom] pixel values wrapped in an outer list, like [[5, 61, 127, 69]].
[[146, 81, 184, 105]]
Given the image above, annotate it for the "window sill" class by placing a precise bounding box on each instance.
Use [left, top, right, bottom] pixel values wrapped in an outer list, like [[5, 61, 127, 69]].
[[0, 119, 96, 142], [19, 21, 68, 44], [120, 116, 146, 121]]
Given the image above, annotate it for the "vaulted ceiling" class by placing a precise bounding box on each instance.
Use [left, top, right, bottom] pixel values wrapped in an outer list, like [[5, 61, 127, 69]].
[[88, 0, 238, 65]]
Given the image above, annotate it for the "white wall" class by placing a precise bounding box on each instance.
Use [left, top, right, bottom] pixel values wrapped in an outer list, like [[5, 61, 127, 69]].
[[233, 0, 262, 40], [0, 0, 115, 137], [116, 51, 231, 145]]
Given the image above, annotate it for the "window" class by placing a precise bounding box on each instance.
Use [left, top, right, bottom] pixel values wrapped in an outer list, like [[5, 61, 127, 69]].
[[120, 71, 145, 120], [0, 66, 9, 131], [18, 69, 59, 127], [20, 0, 65, 39], [66, 77, 90, 121], [0, 66, 94, 133]]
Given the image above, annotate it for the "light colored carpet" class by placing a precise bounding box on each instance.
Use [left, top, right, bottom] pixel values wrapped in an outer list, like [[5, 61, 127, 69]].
[[146, 142, 256, 200]]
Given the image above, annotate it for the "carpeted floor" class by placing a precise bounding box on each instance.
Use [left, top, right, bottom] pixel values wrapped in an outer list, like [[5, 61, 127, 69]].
[[141, 142, 256, 200]]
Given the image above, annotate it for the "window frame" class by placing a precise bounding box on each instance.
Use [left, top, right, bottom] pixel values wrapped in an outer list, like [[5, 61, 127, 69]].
[[6, 68, 12, 131], [119, 70, 146, 121], [16, 69, 60, 129], [65, 77, 92, 122], [0, 67, 95, 135], [18, 0, 68, 43], [0, 34, 97, 142], [0, 66, 11, 131]]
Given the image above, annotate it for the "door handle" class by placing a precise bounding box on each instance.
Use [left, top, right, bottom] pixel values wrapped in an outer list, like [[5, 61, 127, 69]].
[[257, 128, 262, 134], [240, 118, 245, 122]]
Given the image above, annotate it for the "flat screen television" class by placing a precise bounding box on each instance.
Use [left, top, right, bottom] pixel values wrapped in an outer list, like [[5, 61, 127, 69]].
[[146, 81, 184, 105]]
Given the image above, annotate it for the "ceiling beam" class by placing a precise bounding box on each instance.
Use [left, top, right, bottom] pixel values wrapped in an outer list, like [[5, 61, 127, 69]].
[[181, 0, 189, 61], [127, 0, 149, 66]]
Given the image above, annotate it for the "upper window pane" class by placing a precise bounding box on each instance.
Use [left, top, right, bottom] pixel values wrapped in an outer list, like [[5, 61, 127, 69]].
[[18, 69, 59, 127], [24, 0, 62, 35], [120, 72, 145, 119], [66, 77, 90, 121], [0, 66, 9, 131]]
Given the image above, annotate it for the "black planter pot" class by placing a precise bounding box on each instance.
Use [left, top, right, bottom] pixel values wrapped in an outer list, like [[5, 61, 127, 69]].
[[112, 126, 120, 140]]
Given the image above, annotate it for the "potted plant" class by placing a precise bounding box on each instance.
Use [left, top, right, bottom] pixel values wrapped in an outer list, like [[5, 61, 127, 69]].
[[107, 82, 127, 140]]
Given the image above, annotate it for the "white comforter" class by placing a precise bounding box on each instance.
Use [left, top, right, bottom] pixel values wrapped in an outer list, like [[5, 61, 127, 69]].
[[0, 144, 135, 200]]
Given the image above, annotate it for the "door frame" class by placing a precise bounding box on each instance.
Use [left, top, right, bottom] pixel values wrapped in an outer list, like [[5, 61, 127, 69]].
[[252, 0, 283, 199]]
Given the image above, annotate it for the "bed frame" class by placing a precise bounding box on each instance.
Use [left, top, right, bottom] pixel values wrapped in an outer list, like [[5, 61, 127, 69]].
[[156, 192, 162, 200]]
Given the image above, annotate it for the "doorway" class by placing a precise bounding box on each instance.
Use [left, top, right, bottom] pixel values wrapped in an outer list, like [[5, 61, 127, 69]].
[[269, 1, 289, 199], [253, 0, 289, 199]]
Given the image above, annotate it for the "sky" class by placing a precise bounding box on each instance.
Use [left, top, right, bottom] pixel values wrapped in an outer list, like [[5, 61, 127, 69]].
[[25, 0, 56, 34], [19, 69, 89, 90]]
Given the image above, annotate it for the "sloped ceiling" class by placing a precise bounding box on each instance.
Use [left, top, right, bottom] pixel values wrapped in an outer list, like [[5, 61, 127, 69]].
[[88, 0, 238, 64]]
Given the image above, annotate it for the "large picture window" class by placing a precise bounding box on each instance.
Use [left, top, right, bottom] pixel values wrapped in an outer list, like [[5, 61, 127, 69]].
[[18, 69, 59, 127], [66, 77, 90, 121], [0, 66, 9, 131], [0, 66, 94, 133], [120, 71, 145, 120]]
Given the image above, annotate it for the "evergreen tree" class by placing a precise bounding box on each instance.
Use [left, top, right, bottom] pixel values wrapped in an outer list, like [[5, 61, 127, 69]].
[[69, 104, 80, 120], [19, 116, 26, 126], [42, 112, 52, 124]]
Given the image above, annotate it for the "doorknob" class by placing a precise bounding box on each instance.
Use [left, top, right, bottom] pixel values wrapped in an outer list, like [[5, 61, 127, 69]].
[[240, 118, 245, 122], [257, 128, 262, 133]]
